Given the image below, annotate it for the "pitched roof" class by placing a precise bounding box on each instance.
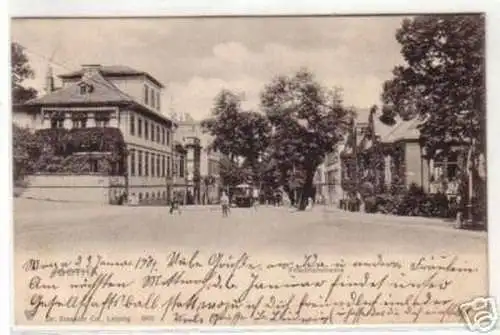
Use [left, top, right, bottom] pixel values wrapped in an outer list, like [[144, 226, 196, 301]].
[[380, 117, 422, 143], [59, 65, 164, 88], [372, 114, 395, 140], [26, 71, 135, 106]]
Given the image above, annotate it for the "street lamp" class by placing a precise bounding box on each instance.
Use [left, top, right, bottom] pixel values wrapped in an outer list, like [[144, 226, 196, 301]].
[[459, 109, 475, 228], [466, 138, 475, 227]]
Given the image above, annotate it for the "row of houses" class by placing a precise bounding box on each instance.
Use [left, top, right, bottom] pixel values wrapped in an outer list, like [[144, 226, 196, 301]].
[[13, 64, 221, 204], [314, 106, 486, 205]]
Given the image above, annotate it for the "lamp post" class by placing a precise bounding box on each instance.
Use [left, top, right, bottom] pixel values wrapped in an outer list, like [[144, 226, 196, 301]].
[[466, 138, 475, 226]]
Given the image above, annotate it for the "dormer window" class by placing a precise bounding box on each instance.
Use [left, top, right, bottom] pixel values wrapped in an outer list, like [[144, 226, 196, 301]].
[[150, 89, 155, 108], [78, 82, 94, 95]]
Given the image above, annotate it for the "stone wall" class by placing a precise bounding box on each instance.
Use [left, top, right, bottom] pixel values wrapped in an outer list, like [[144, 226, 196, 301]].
[[19, 174, 125, 203]]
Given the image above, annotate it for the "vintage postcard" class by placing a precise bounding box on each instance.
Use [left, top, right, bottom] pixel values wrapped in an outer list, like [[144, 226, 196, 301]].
[[9, 12, 495, 332]]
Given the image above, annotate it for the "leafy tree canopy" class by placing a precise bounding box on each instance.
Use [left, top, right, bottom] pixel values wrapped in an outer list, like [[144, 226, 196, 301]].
[[381, 15, 485, 157], [201, 89, 271, 186], [11, 42, 38, 104], [260, 68, 351, 209]]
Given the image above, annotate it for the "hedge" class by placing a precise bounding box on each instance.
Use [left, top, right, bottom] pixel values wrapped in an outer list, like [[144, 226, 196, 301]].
[[361, 182, 485, 222], [27, 127, 127, 175]]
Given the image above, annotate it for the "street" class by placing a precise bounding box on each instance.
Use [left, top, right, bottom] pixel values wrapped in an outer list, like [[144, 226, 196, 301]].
[[14, 199, 486, 257]]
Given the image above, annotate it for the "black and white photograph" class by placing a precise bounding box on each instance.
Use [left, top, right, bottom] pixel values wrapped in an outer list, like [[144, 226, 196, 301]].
[[9, 13, 493, 330]]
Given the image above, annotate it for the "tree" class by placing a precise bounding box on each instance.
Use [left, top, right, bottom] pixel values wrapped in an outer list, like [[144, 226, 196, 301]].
[[381, 15, 485, 159], [201, 89, 271, 187], [11, 42, 38, 104], [12, 124, 39, 185], [260, 69, 351, 210], [218, 156, 250, 189]]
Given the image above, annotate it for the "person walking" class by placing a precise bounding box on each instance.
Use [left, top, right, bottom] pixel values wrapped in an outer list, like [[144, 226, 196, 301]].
[[220, 191, 230, 217], [169, 193, 182, 215], [252, 187, 260, 210]]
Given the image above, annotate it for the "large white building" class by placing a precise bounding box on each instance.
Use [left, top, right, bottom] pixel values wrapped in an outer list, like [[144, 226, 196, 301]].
[[13, 64, 187, 204]]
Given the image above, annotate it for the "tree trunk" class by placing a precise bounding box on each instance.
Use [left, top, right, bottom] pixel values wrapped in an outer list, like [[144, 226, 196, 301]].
[[283, 185, 295, 206], [298, 169, 315, 211]]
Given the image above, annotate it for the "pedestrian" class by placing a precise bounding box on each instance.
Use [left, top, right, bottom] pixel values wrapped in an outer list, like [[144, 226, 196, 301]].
[[252, 187, 260, 210], [169, 193, 182, 215], [220, 191, 230, 217]]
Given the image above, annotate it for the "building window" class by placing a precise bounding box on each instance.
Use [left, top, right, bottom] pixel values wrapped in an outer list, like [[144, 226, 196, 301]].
[[144, 85, 149, 105], [129, 149, 136, 176], [151, 89, 155, 108], [179, 157, 185, 178], [138, 150, 143, 176], [447, 152, 459, 180], [95, 117, 109, 128], [157, 92, 160, 111], [145, 152, 149, 177], [138, 118, 143, 137], [150, 154, 155, 177], [90, 159, 98, 173], [156, 155, 160, 177], [50, 118, 64, 129], [72, 117, 87, 129], [166, 130, 170, 146], [79, 83, 94, 95], [151, 153, 155, 177], [130, 114, 135, 135], [161, 155, 165, 177], [144, 120, 149, 140], [151, 123, 155, 142], [139, 192, 143, 201], [161, 128, 165, 145], [167, 156, 171, 177], [156, 125, 160, 143], [162, 191, 166, 199], [145, 192, 149, 199]]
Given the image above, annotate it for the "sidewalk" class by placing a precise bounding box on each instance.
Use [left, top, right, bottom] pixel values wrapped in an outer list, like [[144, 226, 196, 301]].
[[317, 205, 488, 235], [322, 205, 452, 225]]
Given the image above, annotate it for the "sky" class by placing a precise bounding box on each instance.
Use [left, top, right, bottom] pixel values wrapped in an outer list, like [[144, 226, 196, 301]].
[[11, 16, 407, 121]]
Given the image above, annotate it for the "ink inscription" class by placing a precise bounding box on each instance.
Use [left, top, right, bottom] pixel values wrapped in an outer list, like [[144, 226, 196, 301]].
[[18, 252, 478, 325]]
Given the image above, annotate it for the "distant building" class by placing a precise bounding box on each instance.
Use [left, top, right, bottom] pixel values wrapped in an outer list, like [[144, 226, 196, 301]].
[[174, 113, 221, 204], [13, 64, 186, 203], [340, 107, 468, 198], [315, 150, 341, 205]]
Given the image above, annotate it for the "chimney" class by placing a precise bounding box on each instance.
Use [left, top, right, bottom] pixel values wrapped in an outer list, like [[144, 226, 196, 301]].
[[45, 65, 54, 94], [82, 64, 101, 79]]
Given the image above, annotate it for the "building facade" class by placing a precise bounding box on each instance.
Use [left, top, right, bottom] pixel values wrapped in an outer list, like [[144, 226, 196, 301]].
[[175, 114, 221, 204], [314, 150, 342, 205], [14, 64, 186, 204], [340, 107, 472, 200]]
